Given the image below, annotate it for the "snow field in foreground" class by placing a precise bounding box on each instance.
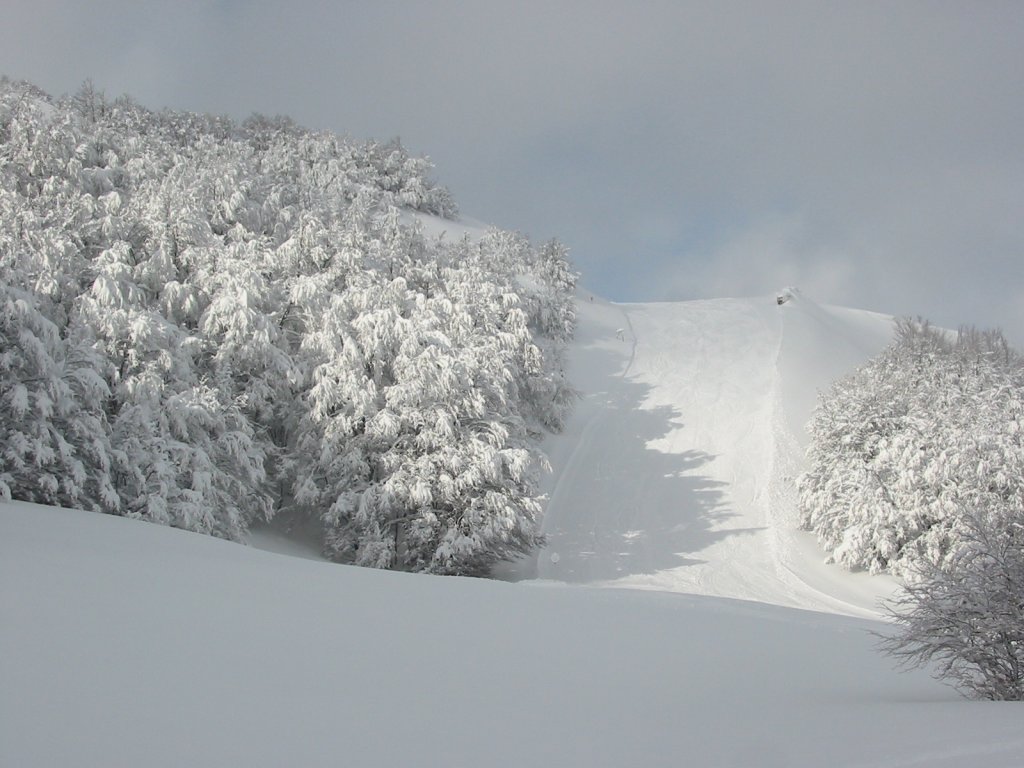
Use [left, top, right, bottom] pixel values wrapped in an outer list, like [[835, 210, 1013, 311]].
[[3, 501, 1023, 768]]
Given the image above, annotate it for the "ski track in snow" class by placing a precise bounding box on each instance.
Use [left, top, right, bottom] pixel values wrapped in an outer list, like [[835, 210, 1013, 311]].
[[538, 300, 638, 558], [529, 291, 899, 617]]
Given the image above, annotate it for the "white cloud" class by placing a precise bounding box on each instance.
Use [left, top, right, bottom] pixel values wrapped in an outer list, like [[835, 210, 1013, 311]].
[[2, 0, 1022, 341]]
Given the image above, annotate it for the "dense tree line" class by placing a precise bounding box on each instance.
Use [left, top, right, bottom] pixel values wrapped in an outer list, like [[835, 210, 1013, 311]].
[[799, 318, 1024, 698], [0, 78, 576, 574], [799, 318, 1023, 577]]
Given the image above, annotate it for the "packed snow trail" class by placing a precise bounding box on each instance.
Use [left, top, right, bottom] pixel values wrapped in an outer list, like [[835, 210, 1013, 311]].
[[524, 291, 899, 617]]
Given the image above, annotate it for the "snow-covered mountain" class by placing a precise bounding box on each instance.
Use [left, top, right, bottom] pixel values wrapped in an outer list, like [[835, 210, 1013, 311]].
[[6, 289, 1024, 767]]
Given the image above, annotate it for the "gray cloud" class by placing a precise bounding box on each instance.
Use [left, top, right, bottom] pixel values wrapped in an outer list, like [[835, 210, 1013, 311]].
[[3, 1, 1022, 342]]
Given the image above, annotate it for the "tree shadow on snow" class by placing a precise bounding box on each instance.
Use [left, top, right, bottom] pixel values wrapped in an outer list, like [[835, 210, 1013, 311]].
[[499, 339, 756, 584]]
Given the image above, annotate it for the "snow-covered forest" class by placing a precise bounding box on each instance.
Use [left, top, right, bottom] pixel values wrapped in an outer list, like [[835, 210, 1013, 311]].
[[0, 78, 577, 575], [799, 317, 1024, 578]]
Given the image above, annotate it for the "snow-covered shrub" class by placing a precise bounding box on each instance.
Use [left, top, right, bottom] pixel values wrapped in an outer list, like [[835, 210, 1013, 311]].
[[879, 504, 1024, 700]]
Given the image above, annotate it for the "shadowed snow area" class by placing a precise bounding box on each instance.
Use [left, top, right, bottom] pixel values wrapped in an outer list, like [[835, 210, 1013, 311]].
[[505, 289, 900, 617]]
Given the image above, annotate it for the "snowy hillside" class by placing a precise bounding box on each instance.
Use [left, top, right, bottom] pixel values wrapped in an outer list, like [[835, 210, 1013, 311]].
[[5, 290, 1024, 766], [500, 289, 900, 617], [5, 500, 1024, 768], [4, 78, 1023, 764]]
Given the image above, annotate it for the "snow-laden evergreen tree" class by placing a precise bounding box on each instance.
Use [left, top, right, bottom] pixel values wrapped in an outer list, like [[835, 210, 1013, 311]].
[[290, 205, 550, 574], [513, 237, 578, 432], [0, 280, 116, 509], [800, 317, 1024, 577], [76, 238, 271, 538], [374, 263, 545, 574]]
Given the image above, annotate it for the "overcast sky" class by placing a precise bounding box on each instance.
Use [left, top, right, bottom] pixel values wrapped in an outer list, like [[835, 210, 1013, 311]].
[[3, 1, 1023, 342]]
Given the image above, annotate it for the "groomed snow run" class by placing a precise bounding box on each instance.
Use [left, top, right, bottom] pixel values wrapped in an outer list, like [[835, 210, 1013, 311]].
[[4, 500, 1024, 768], [507, 290, 902, 618]]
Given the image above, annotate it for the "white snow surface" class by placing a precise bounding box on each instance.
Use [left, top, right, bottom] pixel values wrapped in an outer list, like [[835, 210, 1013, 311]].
[[5, 286, 1024, 766], [407, 209, 495, 243], [4, 500, 1024, 768], [504, 289, 900, 618]]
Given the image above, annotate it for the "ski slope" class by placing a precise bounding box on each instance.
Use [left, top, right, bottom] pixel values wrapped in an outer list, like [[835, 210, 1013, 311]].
[[516, 290, 900, 617]]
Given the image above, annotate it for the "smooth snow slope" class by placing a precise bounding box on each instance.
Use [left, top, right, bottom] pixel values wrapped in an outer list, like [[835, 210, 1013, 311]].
[[4, 501, 1023, 768], [519, 290, 899, 617]]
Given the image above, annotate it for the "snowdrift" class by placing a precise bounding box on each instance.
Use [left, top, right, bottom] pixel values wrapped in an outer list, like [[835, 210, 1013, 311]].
[[3, 500, 1023, 768]]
